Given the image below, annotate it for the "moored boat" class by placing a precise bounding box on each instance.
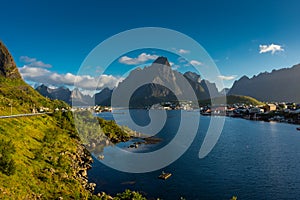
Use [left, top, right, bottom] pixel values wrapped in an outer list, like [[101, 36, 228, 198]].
[[158, 171, 172, 180], [98, 154, 104, 160]]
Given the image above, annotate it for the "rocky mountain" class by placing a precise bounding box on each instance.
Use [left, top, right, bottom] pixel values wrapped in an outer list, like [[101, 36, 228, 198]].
[[112, 57, 219, 108], [71, 88, 93, 106], [36, 85, 93, 106], [0, 41, 22, 79], [36, 84, 72, 103], [36, 57, 221, 107], [228, 64, 300, 103], [220, 88, 230, 95], [183, 71, 220, 100], [94, 87, 113, 106]]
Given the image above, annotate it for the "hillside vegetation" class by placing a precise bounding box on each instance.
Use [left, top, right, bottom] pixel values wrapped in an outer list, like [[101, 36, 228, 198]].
[[199, 95, 264, 106], [0, 41, 146, 199], [0, 112, 92, 199], [0, 77, 66, 116], [0, 111, 146, 199], [0, 79, 146, 199]]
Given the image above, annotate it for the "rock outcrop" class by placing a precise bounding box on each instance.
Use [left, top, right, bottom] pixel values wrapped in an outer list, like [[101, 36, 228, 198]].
[[70, 142, 96, 193], [0, 41, 22, 79]]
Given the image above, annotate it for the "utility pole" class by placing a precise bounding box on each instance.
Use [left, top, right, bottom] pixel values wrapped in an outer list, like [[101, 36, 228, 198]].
[[9, 100, 12, 115]]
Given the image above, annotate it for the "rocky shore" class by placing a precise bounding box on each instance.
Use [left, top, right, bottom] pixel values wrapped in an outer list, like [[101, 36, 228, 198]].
[[71, 142, 95, 192], [71, 142, 115, 199]]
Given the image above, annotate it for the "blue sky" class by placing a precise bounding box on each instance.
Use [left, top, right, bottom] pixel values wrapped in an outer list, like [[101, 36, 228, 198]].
[[1, 0, 300, 91]]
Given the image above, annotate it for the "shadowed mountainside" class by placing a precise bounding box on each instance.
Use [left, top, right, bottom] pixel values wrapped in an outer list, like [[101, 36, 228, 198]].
[[229, 64, 300, 103]]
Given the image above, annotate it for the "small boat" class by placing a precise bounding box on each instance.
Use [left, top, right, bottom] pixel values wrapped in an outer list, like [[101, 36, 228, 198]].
[[158, 171, 172, 180], [297, 127, 300, 131], [98, 155, 104, 160]]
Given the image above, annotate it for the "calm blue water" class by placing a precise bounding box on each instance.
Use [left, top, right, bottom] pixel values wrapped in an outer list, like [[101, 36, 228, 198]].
[[89, 110, 300, 200]]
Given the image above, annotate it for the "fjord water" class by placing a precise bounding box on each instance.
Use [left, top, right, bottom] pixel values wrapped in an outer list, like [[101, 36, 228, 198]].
[[89, 110, 300, 200]]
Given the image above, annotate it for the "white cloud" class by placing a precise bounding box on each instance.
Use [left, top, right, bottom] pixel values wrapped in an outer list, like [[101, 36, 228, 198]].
[[20, 56, 52, 68], [218, 75, 237, 81], [189, 60, 202, 67], [178, 49, 190, 54], [119, 53, 158, 65], [172, 48, 190, 54], [20, 56, 36, 63], [259, 44, 284, 54], [19, 66, 122, 90]]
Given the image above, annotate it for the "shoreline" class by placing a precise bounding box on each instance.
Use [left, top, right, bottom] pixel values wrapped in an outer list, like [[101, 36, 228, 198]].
[[81, 126, 162, 198], [201, 113, 300, 126]]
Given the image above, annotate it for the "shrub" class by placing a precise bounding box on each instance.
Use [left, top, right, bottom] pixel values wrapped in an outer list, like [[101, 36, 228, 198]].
[[114, 189, 146, 200], [0, 139, 16, 175]]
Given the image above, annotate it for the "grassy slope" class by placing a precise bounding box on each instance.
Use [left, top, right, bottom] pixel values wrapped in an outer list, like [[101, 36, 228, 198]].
[[0, 41, 146, 199], [0, 78, 146, 200], [0, 77, 66, 115], [199, 95, 264, 106], [0, 75, 91, 199], [0, 114, 91, 199]]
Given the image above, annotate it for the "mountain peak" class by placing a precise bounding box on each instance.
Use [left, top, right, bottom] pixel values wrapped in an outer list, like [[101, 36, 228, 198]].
[[239, 75, 250, 81], [0, 41, 22, 79], [153, 56, 171, 67]]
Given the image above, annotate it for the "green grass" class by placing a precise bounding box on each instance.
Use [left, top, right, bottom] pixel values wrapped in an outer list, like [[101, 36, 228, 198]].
[[0, 77, 92, 199], [199, 95, 264, 106], [0, 114, 91, 199], [0, 112, 147, 199], [0, 77, 67, 116]]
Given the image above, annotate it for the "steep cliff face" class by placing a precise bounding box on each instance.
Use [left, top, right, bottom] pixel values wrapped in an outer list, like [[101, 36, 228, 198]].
[[0, 41, 22, 79], [229, 64, 300, 103], [113, 57, 220, 107]]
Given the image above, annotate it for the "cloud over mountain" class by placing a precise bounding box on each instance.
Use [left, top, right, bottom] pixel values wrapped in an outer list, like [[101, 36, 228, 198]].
[[218, 75, 237, 80], [259, 44, 284, 54], [19, 66, 122, 90], [189, 60, 202, 66], [119, 53, 158, 65]]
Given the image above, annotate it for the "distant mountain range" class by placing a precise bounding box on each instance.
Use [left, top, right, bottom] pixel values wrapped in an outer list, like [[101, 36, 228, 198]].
[[228, 64, 300, 103], [35, 56, 300, 105], [35, 85, 113, 106], [36, 57, 220, 107]]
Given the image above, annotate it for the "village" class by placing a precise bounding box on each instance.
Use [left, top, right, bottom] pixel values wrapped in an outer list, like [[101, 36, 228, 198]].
[[32, 101, 300, 126], [200, 102, 300, 125]]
